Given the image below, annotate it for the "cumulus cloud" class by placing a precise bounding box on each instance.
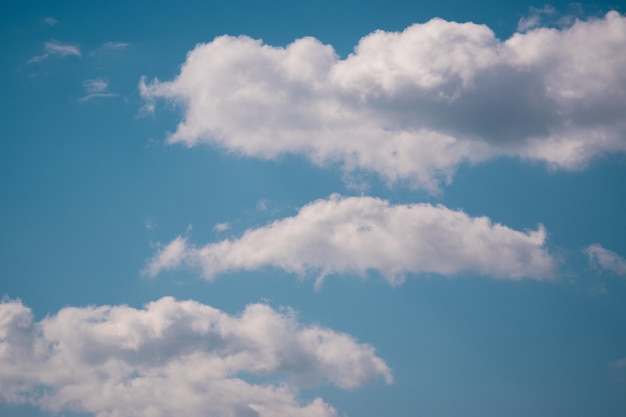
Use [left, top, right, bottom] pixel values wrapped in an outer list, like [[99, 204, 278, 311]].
[[585, 244, 626, 277], [28, 40, 80, 63], [146, 195, 555, 285], [141, 12, 626, 190], [0, 297, 391, 417]]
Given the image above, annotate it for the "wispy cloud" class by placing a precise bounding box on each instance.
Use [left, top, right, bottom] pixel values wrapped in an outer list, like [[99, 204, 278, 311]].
[[612, 358, 626, 368], [84, 78, 108, 94], [101, 41, 129, 49], [517, 4, 587, 32], [28, 40, 80, 63], [585, 244, 626, 277], [517, 5, 556, 32], [80, 78, 119, 102], [43, 17, 59, 26], [214, 222, 230, 232], [91, 41, 130, 56]]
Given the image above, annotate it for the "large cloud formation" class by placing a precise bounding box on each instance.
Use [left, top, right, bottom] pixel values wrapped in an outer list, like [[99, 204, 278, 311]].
[[0, 297, 391, 417], [141, 12, 626, 190], [146, 195, 555, 284]]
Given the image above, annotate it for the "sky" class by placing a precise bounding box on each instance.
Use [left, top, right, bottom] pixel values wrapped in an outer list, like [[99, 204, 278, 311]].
[[1, 1, 626, 416]]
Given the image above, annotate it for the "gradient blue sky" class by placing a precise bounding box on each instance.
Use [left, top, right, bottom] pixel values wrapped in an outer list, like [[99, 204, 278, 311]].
[[1, 1, 626, 417]]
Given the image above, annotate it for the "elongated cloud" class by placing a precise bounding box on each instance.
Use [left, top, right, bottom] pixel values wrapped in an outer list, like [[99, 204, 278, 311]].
[[141, 12, 626, 190], [91, 41, 131, 56], [0, 297, 391, 417], [29, 40, 81, 63], [100, 41, 129, 50], [146, 195, 555, 284], [585, 244, 626, 276]]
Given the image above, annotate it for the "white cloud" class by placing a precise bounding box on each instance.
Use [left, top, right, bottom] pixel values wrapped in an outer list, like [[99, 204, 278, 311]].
[[84, 78, 108, 93], [256, 199, 268, 211], [29, 40, 80, 63], [80, 78, 119, 102], [215, 222, 231, 232], [517, 4, 588, 32], [91, 42, 131, 56], [43, 17, 59, 26], [584, 244, 626, 277], [0, 297, 391, 417], [101, 41, 129, 49], [517, 5, 556, 32], [144, 236, 187, 276], [146, 195, 555, 284], [613, 358, 626, 368], [141, 12, 626, 190]]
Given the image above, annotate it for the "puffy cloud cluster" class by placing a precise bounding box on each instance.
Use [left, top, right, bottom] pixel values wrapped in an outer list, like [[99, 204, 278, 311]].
[[141, 12, 626, 190], [0, 297, 391, 417], [585, 244, 626, 277], [146, 195, 555, 285]]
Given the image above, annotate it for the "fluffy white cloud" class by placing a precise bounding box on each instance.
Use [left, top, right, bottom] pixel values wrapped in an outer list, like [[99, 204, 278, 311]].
[[0, 297, 391, 417], [146, 195, 555, 284], [141, 12, 626, 190], [584, 244, 626, 277], [29, 40, 81, 63]]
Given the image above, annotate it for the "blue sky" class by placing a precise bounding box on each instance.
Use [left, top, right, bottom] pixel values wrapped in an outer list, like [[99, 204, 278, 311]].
[[1, 1, 626, 416]]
